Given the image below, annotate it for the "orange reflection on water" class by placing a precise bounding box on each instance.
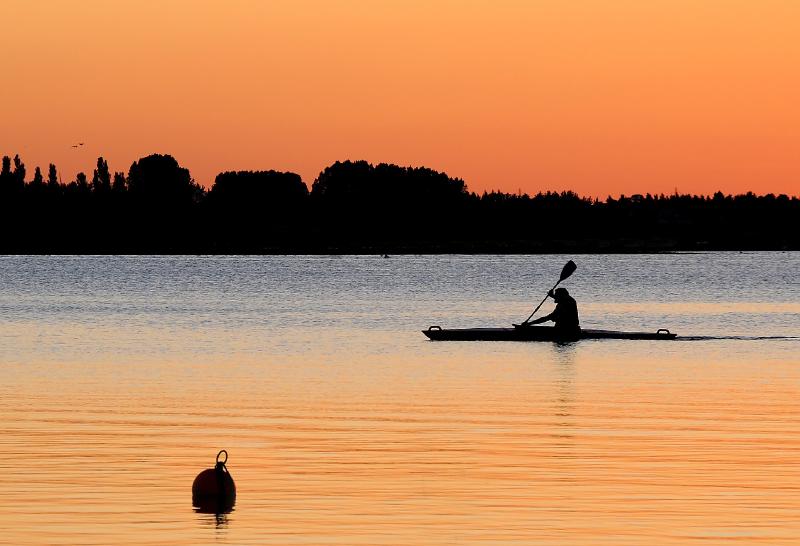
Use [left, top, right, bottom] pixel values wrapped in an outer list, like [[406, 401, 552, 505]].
[[1, 342, 798, 545]]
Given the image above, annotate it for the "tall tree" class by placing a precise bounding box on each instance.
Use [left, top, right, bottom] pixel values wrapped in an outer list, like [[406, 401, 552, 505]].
[[12, 154, 26, 190], [13, 154, 25, 191], [30, 166, 44, 188], [0, 156, 11, 192], [47, 164, 59, 188], [92, 157, 111, 193]]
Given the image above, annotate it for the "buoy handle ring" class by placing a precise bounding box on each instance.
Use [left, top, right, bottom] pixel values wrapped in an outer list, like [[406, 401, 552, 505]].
[[216, 449, 228, 465]]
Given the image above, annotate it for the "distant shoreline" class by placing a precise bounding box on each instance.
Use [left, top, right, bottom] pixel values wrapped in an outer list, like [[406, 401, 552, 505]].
[[2, 154, 797, 254], [7, 245, 797, 255]]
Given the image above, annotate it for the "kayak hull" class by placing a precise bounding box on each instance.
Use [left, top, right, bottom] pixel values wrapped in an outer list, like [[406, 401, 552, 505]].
[[423, 325, 677, 341]]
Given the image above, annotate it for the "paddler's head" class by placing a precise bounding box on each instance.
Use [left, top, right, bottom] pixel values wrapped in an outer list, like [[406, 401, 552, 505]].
[[549, 287, 569, 302]]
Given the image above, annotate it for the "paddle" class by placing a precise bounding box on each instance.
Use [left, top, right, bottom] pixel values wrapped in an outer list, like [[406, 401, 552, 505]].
[[519, 260, 577, 325]]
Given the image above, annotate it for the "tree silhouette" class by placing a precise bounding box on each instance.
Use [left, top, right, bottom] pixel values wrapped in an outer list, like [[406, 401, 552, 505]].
[[127, 154, 201, 208], [12, 155, 26, 190], [0, 155, 27, 199], [0, 156, 13, 196], [310, 160, 470, 246], [92, 157, 111, 194], [205, 170, 308, 249], [112, 171, 126, 193], [126, 154, 203, 251], [29, 166, 44, 192], [47, 164, 59, 189], [210, 170, 308, 208], [75, 172, 89, 192]]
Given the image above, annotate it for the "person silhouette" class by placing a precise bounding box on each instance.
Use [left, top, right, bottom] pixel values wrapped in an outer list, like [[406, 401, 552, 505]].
[[526, 287, 580, 334]]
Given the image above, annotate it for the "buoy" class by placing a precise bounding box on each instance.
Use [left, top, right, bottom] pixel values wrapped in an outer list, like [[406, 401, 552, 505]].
[[192, 450, 236, 513]]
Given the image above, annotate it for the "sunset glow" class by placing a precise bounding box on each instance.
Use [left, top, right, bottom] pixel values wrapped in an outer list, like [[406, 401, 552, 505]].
[[3, 0, 798, 196]]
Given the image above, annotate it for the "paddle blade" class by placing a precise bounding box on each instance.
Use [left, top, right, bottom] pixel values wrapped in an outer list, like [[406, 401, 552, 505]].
[[559, 260, 577, 282]]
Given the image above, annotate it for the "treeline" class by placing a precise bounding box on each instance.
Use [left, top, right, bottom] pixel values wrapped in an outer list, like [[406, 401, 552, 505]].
[[1, 152, 797, 252]]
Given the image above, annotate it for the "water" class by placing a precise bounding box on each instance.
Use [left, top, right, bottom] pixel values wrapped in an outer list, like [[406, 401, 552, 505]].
[[0, 254, 798, 545]]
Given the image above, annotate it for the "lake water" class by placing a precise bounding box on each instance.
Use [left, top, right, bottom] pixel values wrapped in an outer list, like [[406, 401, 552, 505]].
[[1, 254, 798, 545]]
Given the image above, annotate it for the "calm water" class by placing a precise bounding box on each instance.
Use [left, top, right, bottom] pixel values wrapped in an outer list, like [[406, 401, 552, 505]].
[[1, 254, 798, 545]]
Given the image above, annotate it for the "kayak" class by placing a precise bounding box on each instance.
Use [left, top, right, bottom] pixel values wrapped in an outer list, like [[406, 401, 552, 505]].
[[423, 325, 677, 342]]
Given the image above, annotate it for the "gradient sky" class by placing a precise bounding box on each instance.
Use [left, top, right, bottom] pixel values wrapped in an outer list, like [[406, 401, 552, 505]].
[[2, 0, 798, 196]]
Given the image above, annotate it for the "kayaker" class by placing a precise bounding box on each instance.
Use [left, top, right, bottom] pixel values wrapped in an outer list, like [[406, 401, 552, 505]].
[[524, 287, 580, 333]]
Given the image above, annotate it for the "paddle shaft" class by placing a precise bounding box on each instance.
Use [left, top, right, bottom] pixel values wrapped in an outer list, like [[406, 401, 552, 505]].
[[522, 279, 564, 323]]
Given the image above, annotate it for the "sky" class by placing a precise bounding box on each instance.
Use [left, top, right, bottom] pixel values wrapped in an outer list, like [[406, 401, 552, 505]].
[[2, 0, 798, 197]]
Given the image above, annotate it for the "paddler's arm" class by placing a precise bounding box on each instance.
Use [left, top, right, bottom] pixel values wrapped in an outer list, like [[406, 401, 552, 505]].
[[527, 310, 556, 325]]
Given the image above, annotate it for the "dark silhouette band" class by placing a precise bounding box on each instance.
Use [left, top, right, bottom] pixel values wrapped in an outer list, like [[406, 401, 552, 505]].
[[0, 153, 797, 253]]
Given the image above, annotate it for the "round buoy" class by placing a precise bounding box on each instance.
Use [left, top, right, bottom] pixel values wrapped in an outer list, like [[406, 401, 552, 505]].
[[192, 450, 236, 513]]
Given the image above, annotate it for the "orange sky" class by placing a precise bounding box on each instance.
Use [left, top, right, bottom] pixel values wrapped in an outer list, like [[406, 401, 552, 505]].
[[2, 0, 798, 197]]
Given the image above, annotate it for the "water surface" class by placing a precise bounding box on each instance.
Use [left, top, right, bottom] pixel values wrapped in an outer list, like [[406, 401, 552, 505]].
[[1, 254, 798, 545]]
